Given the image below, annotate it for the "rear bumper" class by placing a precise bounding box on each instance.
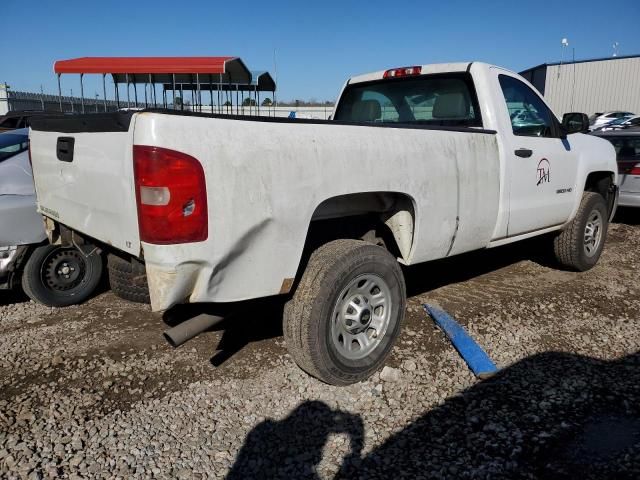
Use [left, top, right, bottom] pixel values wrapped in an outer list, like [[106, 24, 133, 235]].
[[618, 190, 640, 208], [618, 174, 640, 207]]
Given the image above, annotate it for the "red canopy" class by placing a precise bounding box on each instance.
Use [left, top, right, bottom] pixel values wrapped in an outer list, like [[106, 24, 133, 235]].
[[53, 57, 251, 84]]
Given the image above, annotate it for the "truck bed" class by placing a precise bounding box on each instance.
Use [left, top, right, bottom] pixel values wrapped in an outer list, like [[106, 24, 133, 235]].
[[30, 110, 500, 310]]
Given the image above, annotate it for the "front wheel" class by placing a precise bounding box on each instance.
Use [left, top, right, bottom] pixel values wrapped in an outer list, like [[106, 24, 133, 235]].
[[553, 192, 609, 271], [21, 245, 103, 307], [283, 239, 406, 386]]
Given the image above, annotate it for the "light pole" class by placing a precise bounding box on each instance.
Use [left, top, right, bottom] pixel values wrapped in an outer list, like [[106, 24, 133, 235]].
[[559, 38, 569, 78]]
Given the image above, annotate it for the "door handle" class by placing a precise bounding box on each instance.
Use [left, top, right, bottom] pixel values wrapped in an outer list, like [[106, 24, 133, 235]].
[[515, 148, 533, 158]]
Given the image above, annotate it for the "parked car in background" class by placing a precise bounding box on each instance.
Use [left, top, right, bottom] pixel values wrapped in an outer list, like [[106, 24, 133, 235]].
[[594, 115, 640, 132], [0, 110, 56, 132], [589, 111, 635, 131], [0, 129, 103, 305], [592, 128, 640, 207]]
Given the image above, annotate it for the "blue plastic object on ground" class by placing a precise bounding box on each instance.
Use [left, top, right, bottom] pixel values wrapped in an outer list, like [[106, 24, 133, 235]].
[[423, 304, 498, 378]]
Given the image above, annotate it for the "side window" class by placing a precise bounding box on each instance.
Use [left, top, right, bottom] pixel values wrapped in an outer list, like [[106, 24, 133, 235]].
[[499, 75, 557, 137]]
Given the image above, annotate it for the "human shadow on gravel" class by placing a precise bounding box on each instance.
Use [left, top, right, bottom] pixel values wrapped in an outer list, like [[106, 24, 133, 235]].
[[226, 400, 364, 480], [229, 351, 640, 479]]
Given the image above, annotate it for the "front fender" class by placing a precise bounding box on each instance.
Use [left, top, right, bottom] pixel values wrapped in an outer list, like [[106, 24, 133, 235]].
[[566, 133, 618, 223]]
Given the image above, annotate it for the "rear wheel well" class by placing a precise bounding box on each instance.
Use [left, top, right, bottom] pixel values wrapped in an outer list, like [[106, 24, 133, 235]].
[[292, 192, 416, 290]]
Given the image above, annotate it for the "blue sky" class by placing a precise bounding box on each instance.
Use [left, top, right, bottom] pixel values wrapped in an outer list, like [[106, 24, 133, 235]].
[[3, 0, 639, 102]]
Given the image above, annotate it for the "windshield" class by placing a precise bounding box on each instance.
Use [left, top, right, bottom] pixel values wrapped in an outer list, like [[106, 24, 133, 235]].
[[334, 74, 482, 127], [0, 132, 29, 162]]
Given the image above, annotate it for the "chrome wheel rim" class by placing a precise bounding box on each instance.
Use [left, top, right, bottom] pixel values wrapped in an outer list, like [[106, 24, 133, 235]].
[[584, 209, 603, 257], [330, 274, 392, 361]]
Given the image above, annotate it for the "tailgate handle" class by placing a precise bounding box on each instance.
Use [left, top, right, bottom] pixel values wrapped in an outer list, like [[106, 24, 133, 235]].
[[56, 137, 75, 162]]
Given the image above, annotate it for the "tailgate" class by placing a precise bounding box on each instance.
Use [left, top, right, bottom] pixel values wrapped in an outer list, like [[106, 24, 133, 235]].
[[29, 112, 140, 256]]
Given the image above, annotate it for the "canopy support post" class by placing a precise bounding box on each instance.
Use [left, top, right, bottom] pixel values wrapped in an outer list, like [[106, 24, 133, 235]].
[[172, 74, 176, 110], [126, 74, 130, 108], [57, 74, 63, 112], [102, 74, 107, 112], [196, 73, 201, 113], [149, 74, 155, 108], [80, 73, 85, 113], [209, 75, 213, 114], [190, 75, 195, 111], [133, 82, 138, 108]]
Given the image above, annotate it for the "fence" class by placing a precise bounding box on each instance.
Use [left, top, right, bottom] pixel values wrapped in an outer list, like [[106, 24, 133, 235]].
[[1, 88, 121, 114], [0, 84, 335, 119]]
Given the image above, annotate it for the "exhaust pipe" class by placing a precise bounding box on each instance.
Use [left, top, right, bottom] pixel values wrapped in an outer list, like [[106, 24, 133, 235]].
[[163, 314, 224, 347]]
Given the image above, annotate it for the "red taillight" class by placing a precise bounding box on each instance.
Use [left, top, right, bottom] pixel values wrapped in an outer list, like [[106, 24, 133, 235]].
[[630, 163, 640, 175], [133, 145, 208, 244], [383, 66, 422, 79]]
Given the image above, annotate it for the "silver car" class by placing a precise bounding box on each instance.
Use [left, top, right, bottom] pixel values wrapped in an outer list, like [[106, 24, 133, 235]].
[[595, 115, 640, 132], [0, 129, 103, 306], [592, 128, 640, 207], [589, 111, 635, 131]]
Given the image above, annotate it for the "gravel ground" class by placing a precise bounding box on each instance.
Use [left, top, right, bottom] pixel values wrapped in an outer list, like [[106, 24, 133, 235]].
[[1, 214, 639, 479]]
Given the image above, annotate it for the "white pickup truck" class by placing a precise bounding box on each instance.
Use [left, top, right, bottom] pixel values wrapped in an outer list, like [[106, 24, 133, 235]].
[[29, 62, 618, 385]]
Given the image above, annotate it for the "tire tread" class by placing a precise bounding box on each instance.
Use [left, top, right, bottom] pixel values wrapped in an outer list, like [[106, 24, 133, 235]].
[[107, 254, 151, 304], [553, 192, 608, 271]]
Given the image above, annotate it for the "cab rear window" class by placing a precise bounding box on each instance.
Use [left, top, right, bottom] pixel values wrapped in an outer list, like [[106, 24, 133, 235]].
[[334, 73, 482, 127]]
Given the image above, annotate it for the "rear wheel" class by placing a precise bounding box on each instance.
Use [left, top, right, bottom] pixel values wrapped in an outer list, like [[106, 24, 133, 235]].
[[21, 245, 103, 307], [553, 192, 609, 271], [283, 239, 406, 385]]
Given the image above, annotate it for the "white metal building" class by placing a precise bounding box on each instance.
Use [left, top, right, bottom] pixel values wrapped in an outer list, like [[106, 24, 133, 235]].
[[519, 54, 640, 117]]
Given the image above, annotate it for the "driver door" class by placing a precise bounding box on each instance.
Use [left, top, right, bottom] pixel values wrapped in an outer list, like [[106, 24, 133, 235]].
[[498, 74, 579, 236]]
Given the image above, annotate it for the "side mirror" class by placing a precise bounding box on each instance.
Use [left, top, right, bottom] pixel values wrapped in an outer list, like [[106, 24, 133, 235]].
[[562, 112, 590, 135]]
